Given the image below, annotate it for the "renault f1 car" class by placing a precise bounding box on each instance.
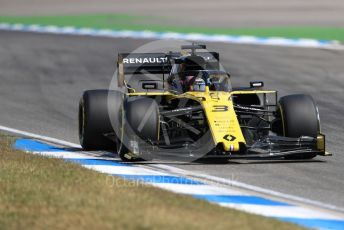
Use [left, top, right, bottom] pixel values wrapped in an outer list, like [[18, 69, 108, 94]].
[[78, 44, 330, 161]]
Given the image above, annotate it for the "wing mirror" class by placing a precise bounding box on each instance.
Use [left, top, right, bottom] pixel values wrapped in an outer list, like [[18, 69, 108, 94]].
[[250, 81, 264, 88]]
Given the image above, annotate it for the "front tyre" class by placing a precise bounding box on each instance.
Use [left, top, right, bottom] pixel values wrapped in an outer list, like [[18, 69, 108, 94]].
[[79, 90, 123, 150], [277, 94, 320, 159], [117, 97, 160, 162]]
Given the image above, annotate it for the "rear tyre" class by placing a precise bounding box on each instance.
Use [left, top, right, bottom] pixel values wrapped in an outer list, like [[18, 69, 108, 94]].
[[79, 90, 123, 150], [277, 94, 320, 159]]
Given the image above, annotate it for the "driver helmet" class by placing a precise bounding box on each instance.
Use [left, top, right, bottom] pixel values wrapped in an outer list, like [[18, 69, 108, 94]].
[[191, 77, 206, 91]]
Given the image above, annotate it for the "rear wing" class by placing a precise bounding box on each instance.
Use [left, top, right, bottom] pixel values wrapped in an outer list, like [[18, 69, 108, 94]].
[[118, 53, 173, 75], [117, 50, 219, 89], [117, 52, 176, 88], [118, 52, 219, 74]]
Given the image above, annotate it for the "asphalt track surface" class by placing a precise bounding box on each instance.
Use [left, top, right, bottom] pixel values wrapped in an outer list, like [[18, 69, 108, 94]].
[[1, 30, 344, 210]]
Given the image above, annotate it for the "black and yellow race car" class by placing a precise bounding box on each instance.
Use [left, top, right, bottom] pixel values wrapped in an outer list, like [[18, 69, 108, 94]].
[[78, 44, 330, 161]]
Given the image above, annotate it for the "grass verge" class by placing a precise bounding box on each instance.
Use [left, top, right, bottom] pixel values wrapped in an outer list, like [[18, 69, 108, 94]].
[[0, 133, 303, 230], [0, 14, 344, 41]]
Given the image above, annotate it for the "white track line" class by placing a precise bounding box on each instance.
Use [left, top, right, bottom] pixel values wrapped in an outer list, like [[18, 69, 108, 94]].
[[151, 183, 245, 195], [219, 203, 341, 220], [0, 125, 80, 148], [1, 124, 343, 213], [84, 165, 168, 176], [30, 151, 93, 159]]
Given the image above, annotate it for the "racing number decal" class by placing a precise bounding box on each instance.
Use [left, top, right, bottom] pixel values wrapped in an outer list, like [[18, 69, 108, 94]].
[[212, 105, 228, 112]]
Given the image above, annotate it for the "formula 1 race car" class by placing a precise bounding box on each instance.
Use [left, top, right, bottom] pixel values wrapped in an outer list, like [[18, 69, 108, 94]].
[[78, 44, 330, 161]]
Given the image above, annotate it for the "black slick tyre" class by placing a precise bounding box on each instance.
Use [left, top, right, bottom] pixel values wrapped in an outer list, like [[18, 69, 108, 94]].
[[278, 94, 320, 159], [79, 90, 123, 150]]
